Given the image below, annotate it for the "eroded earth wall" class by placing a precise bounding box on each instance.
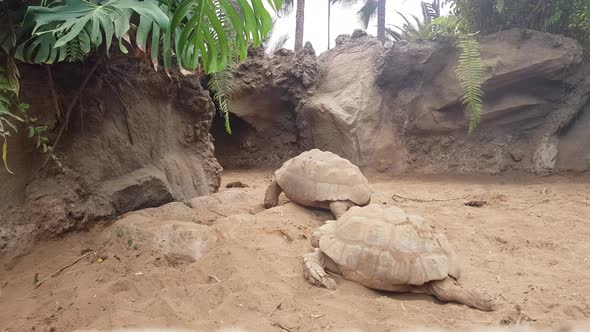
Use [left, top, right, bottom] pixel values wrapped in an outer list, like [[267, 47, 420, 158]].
[[0, 57, 222, 258]]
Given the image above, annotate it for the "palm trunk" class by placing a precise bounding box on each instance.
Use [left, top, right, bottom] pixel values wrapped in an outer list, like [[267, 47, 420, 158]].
[[377, 0, 386, 43], [294, 0, 305, 51], [327, 0, 331, 49]]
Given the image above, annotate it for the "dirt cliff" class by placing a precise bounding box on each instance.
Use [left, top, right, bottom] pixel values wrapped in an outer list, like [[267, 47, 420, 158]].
[[0, 57, 222, 259]]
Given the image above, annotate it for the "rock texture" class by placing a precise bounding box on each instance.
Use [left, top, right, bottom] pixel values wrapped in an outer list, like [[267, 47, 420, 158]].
[[186, 188, 265, 224], [211, 43, 320, 169], [109, 214, 215, 263], [0, 57, 222, 258], [299, 29, 588, 174], [298, 33, 402, 171]]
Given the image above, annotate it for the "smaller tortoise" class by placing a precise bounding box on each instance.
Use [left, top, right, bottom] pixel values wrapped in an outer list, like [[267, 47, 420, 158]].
[[263, 149, 372, 219], [303, 204, 496, 311]]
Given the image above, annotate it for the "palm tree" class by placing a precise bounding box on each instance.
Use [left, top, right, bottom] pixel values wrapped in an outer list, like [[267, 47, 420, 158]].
[[281, 0, 306, 51], [294, 0, 306, 50], [333, 0, 388, 43], [376, 0, 386, 42]]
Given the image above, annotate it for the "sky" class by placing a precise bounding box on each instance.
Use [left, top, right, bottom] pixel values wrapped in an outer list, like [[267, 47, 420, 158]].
[[268, 0, 427, 53]]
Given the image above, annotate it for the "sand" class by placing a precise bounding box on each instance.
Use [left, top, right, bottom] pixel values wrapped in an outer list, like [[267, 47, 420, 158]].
[[1, 171, 589, 332]]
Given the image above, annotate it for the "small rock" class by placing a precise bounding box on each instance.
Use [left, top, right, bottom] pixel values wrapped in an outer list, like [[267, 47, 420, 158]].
[[510, 150, 525, 162], [226, 181, 249, 188], [465, 200, 487, 207]]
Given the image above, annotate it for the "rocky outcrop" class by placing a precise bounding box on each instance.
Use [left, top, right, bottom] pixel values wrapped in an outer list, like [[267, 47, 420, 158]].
[[299, 29, 588, 174], [210, 43, 320, 169], [297, 33, 403, 171], [0, 57, 222, 259]]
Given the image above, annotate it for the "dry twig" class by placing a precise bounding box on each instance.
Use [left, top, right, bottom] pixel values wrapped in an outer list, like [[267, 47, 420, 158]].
[[392, 194, 468, 203], [35, 242, 110, 288], [271, 321, 293, 332]]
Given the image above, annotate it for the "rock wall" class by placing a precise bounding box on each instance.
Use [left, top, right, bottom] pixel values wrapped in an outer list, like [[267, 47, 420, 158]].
[[298, 29, 589, 174], [211, 44, 320, 169], [0, 57, 222, 259]]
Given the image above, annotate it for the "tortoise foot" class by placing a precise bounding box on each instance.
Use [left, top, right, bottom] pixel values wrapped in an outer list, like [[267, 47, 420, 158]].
[[303, 250, 336, 290]]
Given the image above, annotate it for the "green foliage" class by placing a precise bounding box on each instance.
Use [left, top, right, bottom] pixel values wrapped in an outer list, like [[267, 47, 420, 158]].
[[456, 34, 485, 134], [17, 0, 283, 73], [386, 1, 457, 42], [17, 0, 169, 64], [165, 0, 282, 73], [387, 10, 439, 42], [443, 0, 590, 43], [208, 64, 237, 134]]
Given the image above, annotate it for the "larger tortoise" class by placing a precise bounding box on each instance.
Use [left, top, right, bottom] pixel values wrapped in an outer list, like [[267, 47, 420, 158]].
[[303, 204, 496, 311], [263, 149, 372, 218]]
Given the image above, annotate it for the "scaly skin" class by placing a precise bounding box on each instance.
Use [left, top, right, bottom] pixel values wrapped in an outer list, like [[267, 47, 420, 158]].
[[263, 180, 282, 209]]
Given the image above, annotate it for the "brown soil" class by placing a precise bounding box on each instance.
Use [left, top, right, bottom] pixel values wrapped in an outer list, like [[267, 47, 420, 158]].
[[1, 171, 589, 331]]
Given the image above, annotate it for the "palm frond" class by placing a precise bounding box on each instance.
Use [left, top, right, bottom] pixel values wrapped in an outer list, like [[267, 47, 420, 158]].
[[332, 0, 362, 8], [385, 27, 402, 41], [278, 0, 294, 16], [269, 33, 289, 53], [456, 34, 486, 134], [357, 0, 378, 29], [421, 0, 440, 24]]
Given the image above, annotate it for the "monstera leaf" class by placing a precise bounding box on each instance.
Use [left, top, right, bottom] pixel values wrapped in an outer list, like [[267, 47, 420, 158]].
[[16, 0, 168, 63], [162, 0, 282, 73], [16, 0, 283, 73]]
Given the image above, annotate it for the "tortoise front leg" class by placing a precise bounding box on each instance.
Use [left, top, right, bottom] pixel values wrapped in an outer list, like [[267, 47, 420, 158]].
[[302, 249, 337, 290], [263, 180, 282, 209], [329, 200, 354, 219]]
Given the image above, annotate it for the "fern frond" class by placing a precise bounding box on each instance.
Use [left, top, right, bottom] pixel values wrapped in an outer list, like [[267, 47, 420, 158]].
[[208, 63, 237, 134], [65, 32, 89, 63], [455, 34, 485, 134]]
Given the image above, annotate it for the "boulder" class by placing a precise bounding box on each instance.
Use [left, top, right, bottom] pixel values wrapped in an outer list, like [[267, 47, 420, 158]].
[[109, 214, 214, 263], [298, 35, 403, 171], [186, 188, 265, 224]]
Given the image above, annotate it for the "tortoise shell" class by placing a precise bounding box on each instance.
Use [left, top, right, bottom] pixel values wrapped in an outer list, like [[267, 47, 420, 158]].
[[317, 204, 460, 290], [275, 149, 371, 206]]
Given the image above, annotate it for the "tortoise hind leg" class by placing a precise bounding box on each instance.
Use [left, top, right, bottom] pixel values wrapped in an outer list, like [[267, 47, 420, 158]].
[[416, 278, 496, 311], [263, 180, 282, 209], [302, 249, 337, 290], [329, 200, 354, 219]]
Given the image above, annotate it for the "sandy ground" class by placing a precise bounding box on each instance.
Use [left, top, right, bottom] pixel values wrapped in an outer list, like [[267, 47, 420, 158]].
[[1, 170, 590, 332]]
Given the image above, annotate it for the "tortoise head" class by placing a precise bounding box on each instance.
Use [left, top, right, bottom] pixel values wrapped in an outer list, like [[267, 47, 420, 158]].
[[310, 220, 337, 248], [310, 229, 322, 248]]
